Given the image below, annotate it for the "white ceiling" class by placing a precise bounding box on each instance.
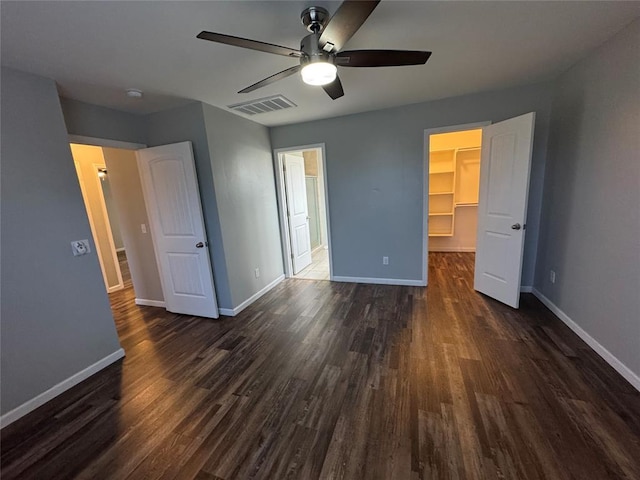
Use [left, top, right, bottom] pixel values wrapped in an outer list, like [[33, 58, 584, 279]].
[[2, 1, 639, 127]]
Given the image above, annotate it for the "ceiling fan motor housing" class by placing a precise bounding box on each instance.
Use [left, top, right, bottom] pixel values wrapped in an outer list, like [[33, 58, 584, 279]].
[[300, 33, 333, 66]]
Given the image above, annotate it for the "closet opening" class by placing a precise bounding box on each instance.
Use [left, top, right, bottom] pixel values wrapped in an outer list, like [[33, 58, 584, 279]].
[[423, 113, 536, 309], [424, 123, 487, 286], [428, 128, 482, 251]]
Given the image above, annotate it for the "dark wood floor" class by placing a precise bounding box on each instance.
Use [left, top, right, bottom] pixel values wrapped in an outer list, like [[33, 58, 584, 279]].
[[2, 253, 639, 479]]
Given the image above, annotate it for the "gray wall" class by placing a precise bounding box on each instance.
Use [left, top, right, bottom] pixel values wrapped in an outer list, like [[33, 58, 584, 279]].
[[61, 98, 147, 145], [102, 147, 164, 302], [202, 103, 284, 308], [270, 82, 554, 285], [1, 68, 122, 415], [536, 20, 640, 378], [61, 98, 284, 312], [145, 102, 234, 309]]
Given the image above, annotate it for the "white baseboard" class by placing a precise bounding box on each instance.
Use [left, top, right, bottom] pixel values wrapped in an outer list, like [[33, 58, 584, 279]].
[[520, 286, 533, 293], [135, 298, 166, 308], [532, 288, 639, 392], [332, 276, 426, 287], [219, 274, 285, 317], [428, 247, 476, 252], [115, 247, 126, 253], [0, 348, 125, 429]]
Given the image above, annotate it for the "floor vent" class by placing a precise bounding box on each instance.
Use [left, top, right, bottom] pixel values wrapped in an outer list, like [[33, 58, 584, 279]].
[[228, 95, 297, 115]]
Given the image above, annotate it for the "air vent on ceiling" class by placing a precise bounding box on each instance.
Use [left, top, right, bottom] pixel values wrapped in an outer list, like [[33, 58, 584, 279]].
[[228, 94, 297, 116]]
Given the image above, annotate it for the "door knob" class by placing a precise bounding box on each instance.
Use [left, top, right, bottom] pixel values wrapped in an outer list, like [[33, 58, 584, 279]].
[[196, 242, 205, 248], [511, 223, 521, 230]]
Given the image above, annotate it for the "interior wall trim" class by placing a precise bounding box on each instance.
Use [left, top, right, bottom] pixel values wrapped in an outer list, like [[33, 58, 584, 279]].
[[532, 288, 639, 392], [134, 298, 166, 308], [428, 247, 477, 253], [0, 348, 126, 429], [332, 276, 426, 287], [219, 274, 285, 317], [68, 134, 146, 150]]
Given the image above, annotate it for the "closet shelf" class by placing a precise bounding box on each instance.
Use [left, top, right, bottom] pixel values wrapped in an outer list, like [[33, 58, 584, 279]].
[[428, 137, 481, 240]]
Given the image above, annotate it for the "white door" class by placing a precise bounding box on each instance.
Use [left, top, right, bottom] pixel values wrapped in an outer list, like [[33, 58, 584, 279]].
[[284, 154, 312, 274], [474, 112, 535, 308], [137, 142, 219, 318]]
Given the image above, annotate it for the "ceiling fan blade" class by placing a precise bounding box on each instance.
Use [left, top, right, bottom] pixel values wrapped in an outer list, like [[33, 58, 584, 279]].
[[238, 65, 302, 94], [319, 0, 380, 53], [197, 31, 302, 58], [322, 75, 344, 100], [336, 50, 432, 67]]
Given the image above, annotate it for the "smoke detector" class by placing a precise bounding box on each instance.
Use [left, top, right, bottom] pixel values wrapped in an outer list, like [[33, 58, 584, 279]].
[[126, 88, 143, 99]]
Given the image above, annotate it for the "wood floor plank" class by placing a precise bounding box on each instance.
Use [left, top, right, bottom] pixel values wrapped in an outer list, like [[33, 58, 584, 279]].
[[2, 252, 639, 479]]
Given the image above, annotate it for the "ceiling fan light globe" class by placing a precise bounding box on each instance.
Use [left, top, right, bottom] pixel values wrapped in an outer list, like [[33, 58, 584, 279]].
[[301, 62, 337, 86]]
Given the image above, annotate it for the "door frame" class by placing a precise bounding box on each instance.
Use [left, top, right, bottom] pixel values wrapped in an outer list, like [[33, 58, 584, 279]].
[[92, 162, 125, 292], [68, 135, 146, 150], [73, 159, 121, 293], [422, 121, 491, 286], [273, 143, 333, 279]]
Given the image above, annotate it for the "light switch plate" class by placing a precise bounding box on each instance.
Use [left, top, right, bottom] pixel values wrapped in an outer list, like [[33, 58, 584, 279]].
[[71, 239, 91, 256]]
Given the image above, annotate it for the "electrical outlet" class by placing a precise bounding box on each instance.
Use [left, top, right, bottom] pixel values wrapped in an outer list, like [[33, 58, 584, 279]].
[[255, 268, 260, 278], [550, 270, 556, 284], [382, 256, 389, 265], [71, 239, 91, 256], [141, 223, 147, 234]]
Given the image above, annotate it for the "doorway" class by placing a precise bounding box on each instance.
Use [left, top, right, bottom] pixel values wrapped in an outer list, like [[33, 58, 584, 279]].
[[274, 144, 332, 281], [71, 144, 125, 293], [69, 140, 164, 310], [424, 114, 536, 308], [427, 128, 483, 251], [423, 122, 489, 287]]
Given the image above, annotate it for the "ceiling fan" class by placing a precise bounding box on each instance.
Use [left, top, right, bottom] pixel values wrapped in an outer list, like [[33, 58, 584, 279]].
[[196, 0, 432, 100]]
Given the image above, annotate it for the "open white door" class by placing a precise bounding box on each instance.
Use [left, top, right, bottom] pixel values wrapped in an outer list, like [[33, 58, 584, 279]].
[[474, 112, 535, 308], [137, 142, 219, 318], [284, 154, 312, 274]]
